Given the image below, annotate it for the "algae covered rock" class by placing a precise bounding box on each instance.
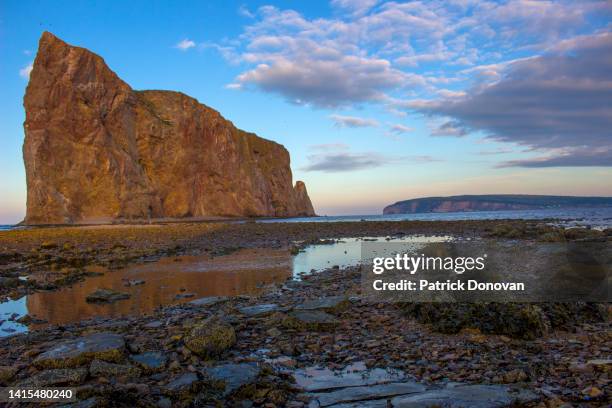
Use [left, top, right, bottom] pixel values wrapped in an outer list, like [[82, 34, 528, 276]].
[[17, 368, 88, 387], [89, 359, 141, 378], [282, 310, 339, 331], [403, 303, 551, 339], [34, 332, 125, 368], [184, 317, 236, 358]]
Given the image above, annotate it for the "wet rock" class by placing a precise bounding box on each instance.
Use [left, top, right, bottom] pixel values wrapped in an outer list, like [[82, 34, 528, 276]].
[[144, 320, 163, 329], [40, 241, 58, 249], [18, 368, 88, 387], [86, 288, 130, 303], [0, 277, 19, 288], [203, 362, 261, 396], [164, 372, 201, 397], [156, 397, 172, 408], [184, 317, 236, 358], [390, 383, 539, 408], [16, 314, 48, 325], [130, 351, 167, 372], [307, 382, 426, 407], [283, 310, 339, 331], [581, 386, 603, 398], [34, 332, 125, 368], [586, 359, 611, 372], [295, 296, 350, 314], [89, 359, 141, 378], [501, 369, 528, 383], [294, 363, 406, 392], [189, 296, 229, 307], [0, 366, 17, 384], [66, 397, 99, 408], [239, 303, 280, 317], [123, 279, 145, 287]]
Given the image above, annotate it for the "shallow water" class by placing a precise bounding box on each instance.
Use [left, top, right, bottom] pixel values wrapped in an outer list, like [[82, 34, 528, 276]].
[[0, 235, 447, 335]]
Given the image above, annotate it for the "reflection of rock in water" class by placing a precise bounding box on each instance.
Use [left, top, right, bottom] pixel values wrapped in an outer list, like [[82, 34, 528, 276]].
[[26, 249, 291, 326]]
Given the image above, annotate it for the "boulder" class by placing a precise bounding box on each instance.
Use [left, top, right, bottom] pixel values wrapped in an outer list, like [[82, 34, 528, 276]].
[[0, 366, 17, 384], [295, 296, 350, 313], [189, 296, 229, 307], [184, 318, 236, 358], [203, 363, 261, 396], [130, 351, 167, 372], [164, 372, 201, 398], [34, 332, 125, 368], [390, 383, 539, 408], [22, 32, 315, 225], [89, 359, 141, 378], [307, 382, 425, 407], [282, 310, 339, 331], [17, 368, 88, 387], [239, 303, 280, 317]]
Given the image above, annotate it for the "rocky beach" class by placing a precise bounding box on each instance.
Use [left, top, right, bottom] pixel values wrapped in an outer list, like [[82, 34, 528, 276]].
[[0, 220, 610, 407]]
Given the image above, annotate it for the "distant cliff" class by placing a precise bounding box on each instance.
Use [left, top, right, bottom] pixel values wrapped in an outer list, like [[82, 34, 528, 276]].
[[23, 32, 315, 224], [383, 195, 612, 215]]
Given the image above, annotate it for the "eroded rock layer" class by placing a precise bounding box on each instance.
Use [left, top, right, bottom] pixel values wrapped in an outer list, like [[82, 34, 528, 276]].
[[23, 32, 315, 224]]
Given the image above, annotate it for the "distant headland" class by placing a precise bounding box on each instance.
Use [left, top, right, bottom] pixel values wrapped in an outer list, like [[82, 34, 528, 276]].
[[383, 195, 612, 215]]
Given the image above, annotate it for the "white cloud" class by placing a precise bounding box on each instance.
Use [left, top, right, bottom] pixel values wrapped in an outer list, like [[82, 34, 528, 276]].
[[330, 114, 380, 128], [209, 1, 609, 109], [19, 62, 33, 79], [389, 124, 414, 134], [175, 39, 196, 51], [238, 4, 255, 18]]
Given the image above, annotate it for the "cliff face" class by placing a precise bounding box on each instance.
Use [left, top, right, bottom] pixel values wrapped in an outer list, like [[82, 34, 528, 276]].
[[383, 195, 612, 215], [23, 32, 315, 224]]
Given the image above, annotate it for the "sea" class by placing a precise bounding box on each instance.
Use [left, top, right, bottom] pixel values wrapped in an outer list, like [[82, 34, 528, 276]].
[[258, 207, 612, 229], [1, 207, 611, 231]]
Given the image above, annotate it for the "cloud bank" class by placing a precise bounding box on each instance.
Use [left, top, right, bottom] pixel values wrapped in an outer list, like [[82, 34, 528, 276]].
[[414, 32, 612, 167]]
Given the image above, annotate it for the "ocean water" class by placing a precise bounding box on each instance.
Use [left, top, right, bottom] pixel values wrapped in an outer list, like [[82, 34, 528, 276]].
[[259, 207, 612, 229], [1, 207, 611, 231]]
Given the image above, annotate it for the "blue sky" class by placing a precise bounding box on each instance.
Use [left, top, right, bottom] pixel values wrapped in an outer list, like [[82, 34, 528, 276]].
[[1, 0, 611, 223]]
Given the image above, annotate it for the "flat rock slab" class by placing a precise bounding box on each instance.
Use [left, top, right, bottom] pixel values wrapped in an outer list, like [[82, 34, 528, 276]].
[[130, 351, 167, 371], [239, 303, 280, 317], [391, 383, 539, 408], [295, 296, 350, 313], [17, 368, 88, 387], [294, 362, 406, 392], [189, 296, 229, 307], [86, 289, 130, 303], [204, 362, 261, 396], [34, 332, 125, 368], [164, 372, 201, 396], [285, 310, 339, 330], [308, 382, 426, 407], [89, 359, 141, 378]]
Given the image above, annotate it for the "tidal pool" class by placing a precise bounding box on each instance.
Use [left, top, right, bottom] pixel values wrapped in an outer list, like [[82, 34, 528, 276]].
[[0, 235, 449, 335]]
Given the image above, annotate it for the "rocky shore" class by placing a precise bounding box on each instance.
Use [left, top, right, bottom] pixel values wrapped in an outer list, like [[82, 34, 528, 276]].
[[0, 220, 610, 407]]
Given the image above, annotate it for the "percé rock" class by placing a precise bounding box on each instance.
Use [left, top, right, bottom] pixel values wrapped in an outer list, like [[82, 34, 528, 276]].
[[23, 32, 315, 224], [383, 194, 612, 215]]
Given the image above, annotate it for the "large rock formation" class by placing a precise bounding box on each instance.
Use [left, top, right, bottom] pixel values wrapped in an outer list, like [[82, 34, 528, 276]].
[[23, 32, 315, 224]]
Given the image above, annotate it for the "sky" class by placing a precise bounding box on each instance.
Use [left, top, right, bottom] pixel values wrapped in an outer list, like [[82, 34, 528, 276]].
[[1, 0, 611, 223]]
